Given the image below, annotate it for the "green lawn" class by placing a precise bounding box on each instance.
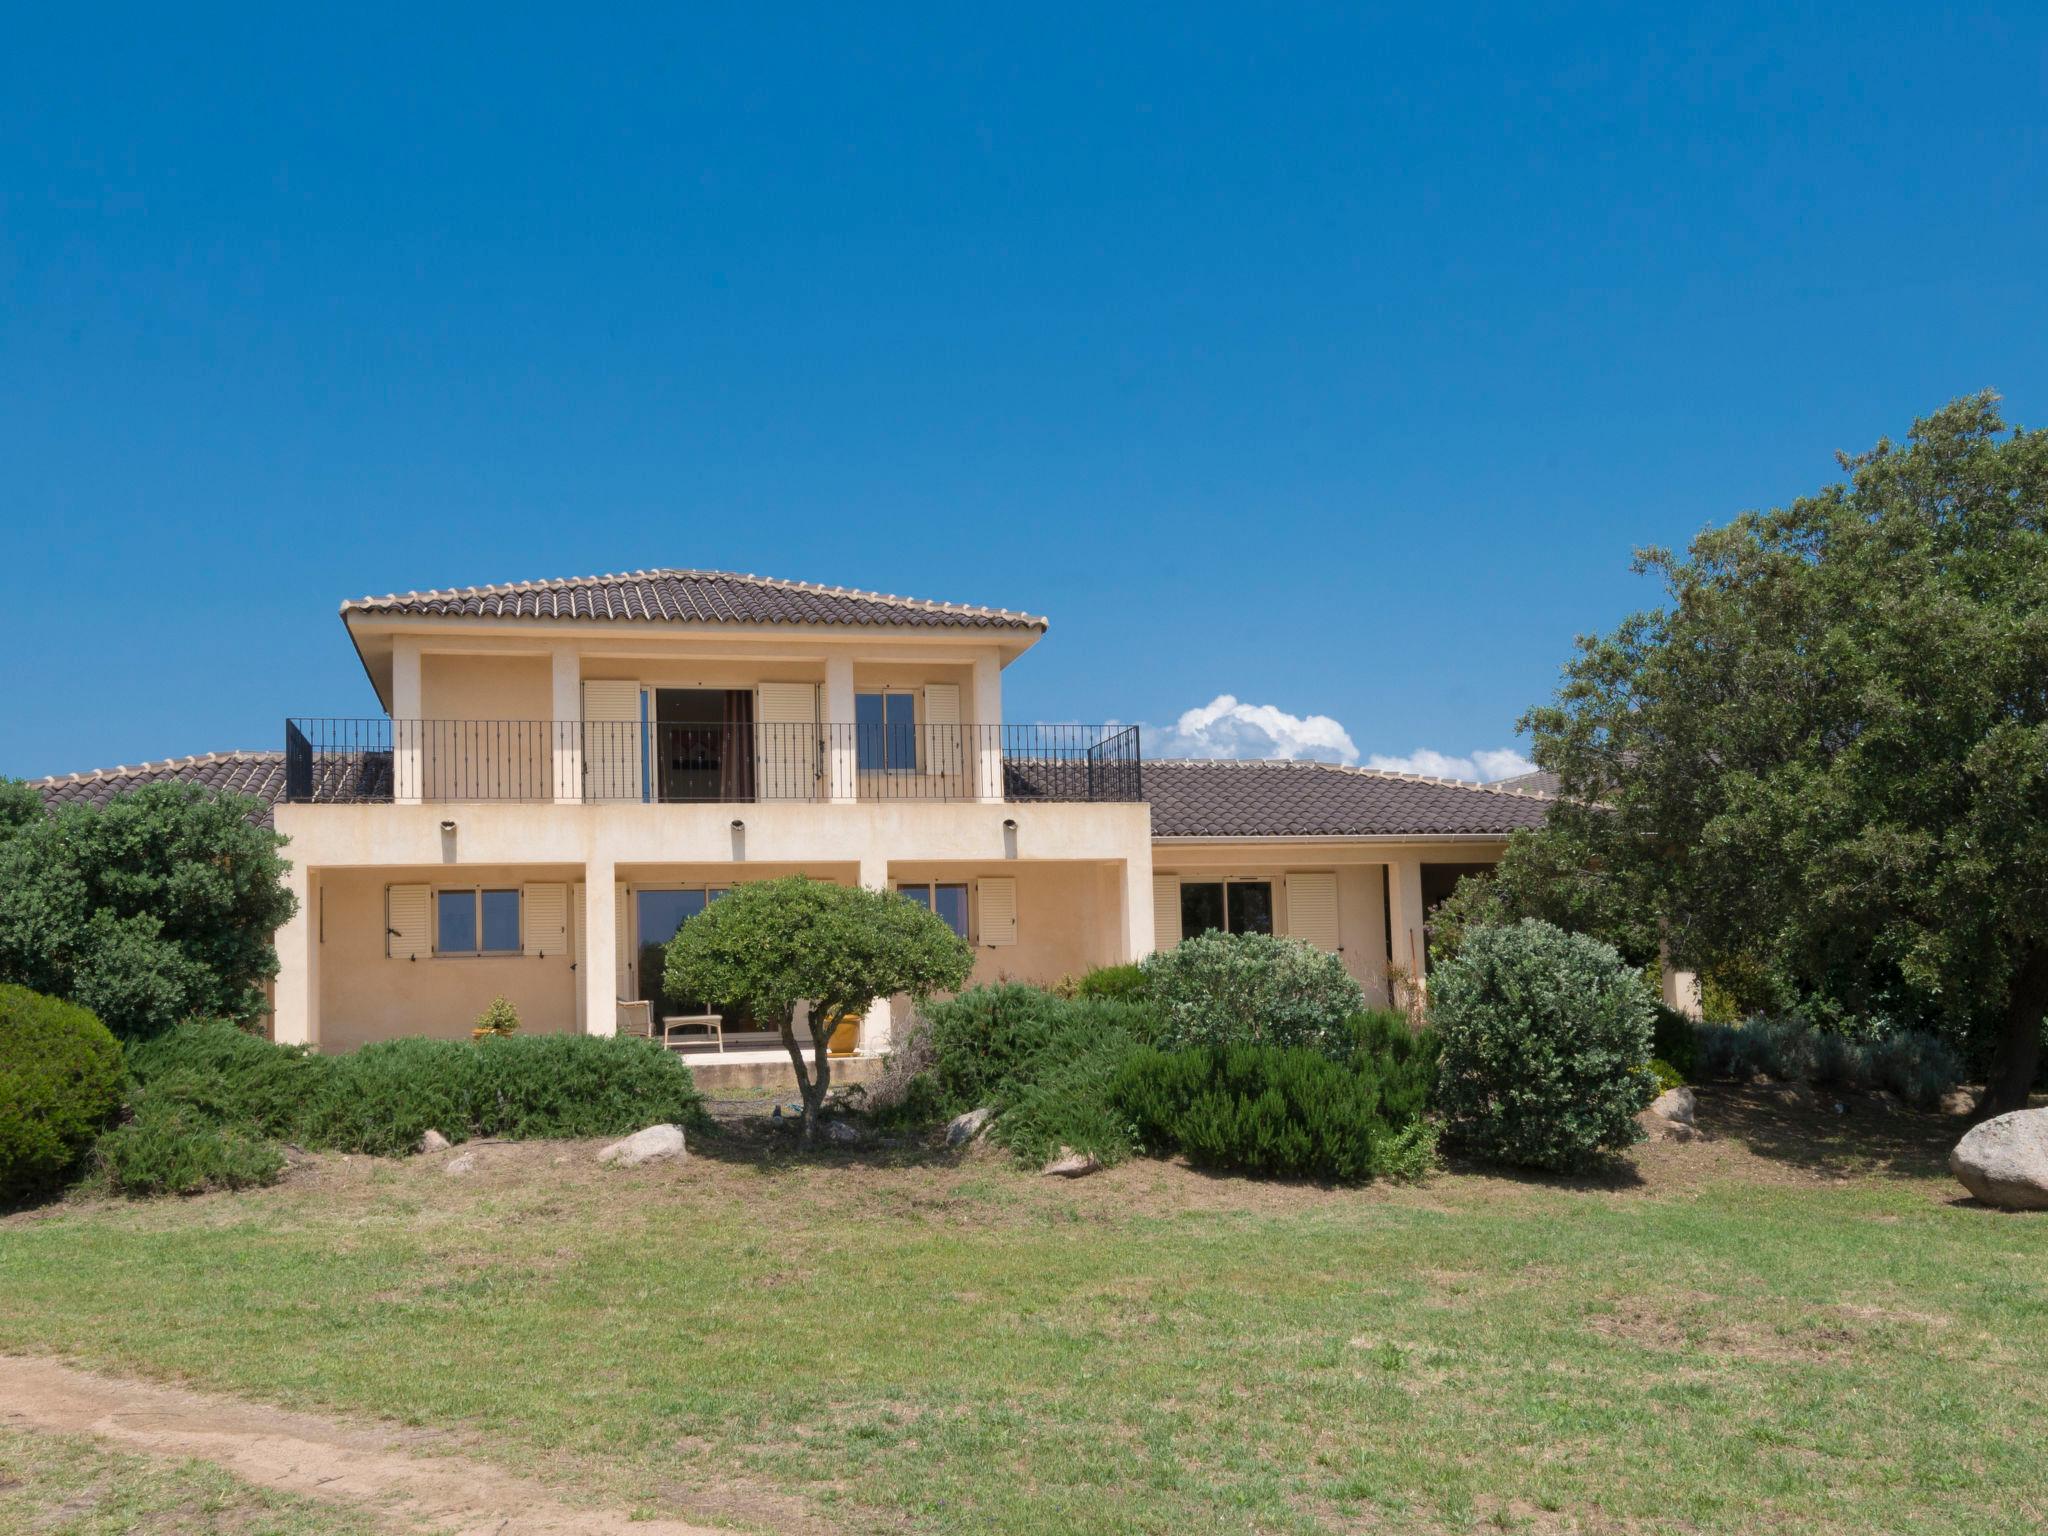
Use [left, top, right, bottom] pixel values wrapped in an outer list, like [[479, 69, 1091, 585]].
[[0, 1426, 405, 1536], [2, 1088, 2044, 1536]]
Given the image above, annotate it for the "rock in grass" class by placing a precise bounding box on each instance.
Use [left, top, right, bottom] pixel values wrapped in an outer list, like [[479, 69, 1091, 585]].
[[1940, 1087, 1979, 1118], [443, 1153, 477, 1177], [418, 1129, 451, 1154], [1043, 1148, 1101, 1178], [946, 1107, 995, 1147], [1648, 1087, 1696, 1127], [822, 1119, 864, 1146], [1950, 1109, 2048, 1211], [597, 1124, 687, 1168]]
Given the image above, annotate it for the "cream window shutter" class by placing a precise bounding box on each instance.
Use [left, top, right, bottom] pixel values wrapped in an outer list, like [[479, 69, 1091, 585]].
[[922, 682, 962, 779], [978, 876, 1018, 946], [1285, 872, 1340, 953], [523, 883, 568, 959], [1152, 875, 1182, 952], [614, 883, 634, 999], [387, 883, 431, 960], [756, 682, 819, 800], [582, 681, 643, 802]]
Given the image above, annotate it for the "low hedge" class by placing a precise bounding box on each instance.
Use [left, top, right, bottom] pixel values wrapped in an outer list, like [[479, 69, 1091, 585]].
[[1694, 1016, 1962, 1110], [1115, 1038, 1438, 1182], [0, 985, 127, 1203]]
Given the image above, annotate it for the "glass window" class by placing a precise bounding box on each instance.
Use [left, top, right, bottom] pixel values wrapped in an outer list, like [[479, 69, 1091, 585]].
[[1180, 882, 1225, 937], [1227, 881, 1274, 936], [1178, 880, 1272, 937], [436, 888, 521, 955], [480, 890, 521, 952], [856, 691, 918, 771], [898, 882, 970, 940], [436, 890, 477, 954]]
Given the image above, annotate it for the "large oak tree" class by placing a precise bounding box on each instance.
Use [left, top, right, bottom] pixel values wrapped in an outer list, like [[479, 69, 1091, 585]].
[[1509, 395, 2048, 1112]]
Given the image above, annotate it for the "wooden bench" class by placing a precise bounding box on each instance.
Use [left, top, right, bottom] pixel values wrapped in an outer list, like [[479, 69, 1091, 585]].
[[660, 1013, 724, 1052]]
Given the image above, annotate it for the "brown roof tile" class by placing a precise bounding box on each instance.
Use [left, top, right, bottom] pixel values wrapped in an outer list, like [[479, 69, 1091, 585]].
[[340, 569, 1048, 630], [1144, 758, 1553, 839], [28, 753, 287, 828]]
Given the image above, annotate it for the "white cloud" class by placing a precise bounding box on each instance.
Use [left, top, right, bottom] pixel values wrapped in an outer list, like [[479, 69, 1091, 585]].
[[1149, 694, 1360, 764], [1365, 746, 1536, 783]]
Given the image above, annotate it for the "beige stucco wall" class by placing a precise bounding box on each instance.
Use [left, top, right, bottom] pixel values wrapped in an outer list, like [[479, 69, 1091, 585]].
[[890, 859, 1123, 988], [272, 798, 1154, 1048], [1152, 839, 1507, 1009], [316, 864, 579, 1051]]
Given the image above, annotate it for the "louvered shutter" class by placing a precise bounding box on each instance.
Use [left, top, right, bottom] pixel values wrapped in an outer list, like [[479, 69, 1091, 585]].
[[614, 883, 633, 999], [387, 883, 431, 960], [978, 876, 1018, 946], [524, 882, 568, 959], [922, 683, 962, 779], [756, 683, 818, 800], [582, 681, 643, 801], [1152, 875, 1182, 953], [1285, 872, 1340, 953]]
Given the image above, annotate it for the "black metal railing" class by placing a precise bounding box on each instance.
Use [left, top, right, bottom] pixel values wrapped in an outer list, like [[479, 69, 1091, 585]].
[[283, 719, 1142, 805]]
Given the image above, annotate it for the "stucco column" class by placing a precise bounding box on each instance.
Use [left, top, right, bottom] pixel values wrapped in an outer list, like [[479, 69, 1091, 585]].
[[550, 644, 582, 804], [1120, 854, 1155, 963], [972, 651, 1003, 803], [825, 654, 856, 804], [391, 637, 423, 805], [857, 853, 893, 1052], [272, 864, 320, 1048], [1386, 857, 1427, 1012], [583, 866, 618, 1036]]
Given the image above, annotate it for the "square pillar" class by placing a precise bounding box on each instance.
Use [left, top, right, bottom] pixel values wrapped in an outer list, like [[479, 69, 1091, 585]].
[[1386, 857, 1427, 1013], [972, 651, 1003, 803], [583, 867, 619, 1036], [273, 864, 320, 1047], [391, 637, 423, 804], [550, 644, 583, 804], [825, 654, 857, 803], [1120, 855, 1155, 963]]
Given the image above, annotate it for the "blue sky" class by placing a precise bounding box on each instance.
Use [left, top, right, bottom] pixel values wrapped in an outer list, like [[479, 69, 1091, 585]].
[[4, 5, 2043, 782]]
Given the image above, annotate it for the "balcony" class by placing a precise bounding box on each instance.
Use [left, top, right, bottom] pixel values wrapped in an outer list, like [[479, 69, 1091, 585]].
[[282, 718, 1143, 805]]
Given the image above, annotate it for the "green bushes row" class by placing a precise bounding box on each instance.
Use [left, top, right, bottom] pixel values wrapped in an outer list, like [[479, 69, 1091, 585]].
[[1694, 1016, 1962, 1109], [5, 997, 712, 1202], [900, 973, 1438, 1182]]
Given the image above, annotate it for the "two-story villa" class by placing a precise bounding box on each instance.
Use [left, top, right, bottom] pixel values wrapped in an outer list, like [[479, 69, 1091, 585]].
[[33, 569, 1561, 1062]]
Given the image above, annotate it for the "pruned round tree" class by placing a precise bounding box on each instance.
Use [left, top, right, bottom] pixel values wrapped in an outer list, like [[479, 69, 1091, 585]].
[[663, 876, 975, 1141]]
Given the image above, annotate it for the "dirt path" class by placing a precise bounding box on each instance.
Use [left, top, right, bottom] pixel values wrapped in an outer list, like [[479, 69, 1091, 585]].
[[0, 1354, 747, 1536]]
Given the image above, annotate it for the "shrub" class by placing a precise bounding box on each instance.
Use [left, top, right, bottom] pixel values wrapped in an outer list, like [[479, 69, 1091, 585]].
[[302, 1034, 706, 1156], [917, 984, 1076, 1116], [1430, 920, 1656, 1172], [987, 1030, 1146, 1168], [1650, 1005, 1702, 1082], [1339, 1010, 1441, 1124], [1074, 963, 1148, 1001], [126, 1020, 328, 1140], [92, 1099, 284, 1196], [1694, 1016, 1962, 1110], [472, 996, 521, 1040], [1648, 1058, 1686, 1094], [1115, 1041, 1433, 1182], [1140, 931, 1365, 1055], [0, 985, 126, 1203]]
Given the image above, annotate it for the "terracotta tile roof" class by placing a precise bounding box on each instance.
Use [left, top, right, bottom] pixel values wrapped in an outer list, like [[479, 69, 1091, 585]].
[[340, 569, 1048, 630], [1143, 758, 1554, 839], [27, 752, 287, 828]]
